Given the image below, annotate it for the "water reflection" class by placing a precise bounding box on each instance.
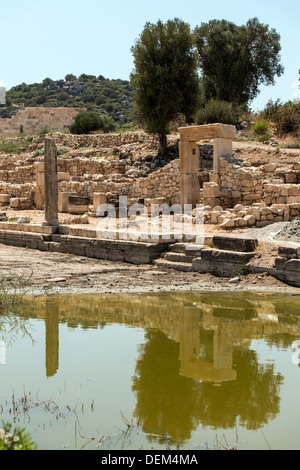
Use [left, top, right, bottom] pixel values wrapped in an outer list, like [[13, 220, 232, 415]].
[[1, 292, 300, 442]]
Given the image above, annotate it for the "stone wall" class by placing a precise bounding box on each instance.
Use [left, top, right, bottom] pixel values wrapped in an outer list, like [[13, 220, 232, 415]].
[[50, 131, 160, 149], [125, 159, 181, 203], [57, 158, 181, 204], [217, 156, 300, 209], [0, 108, 83, 137], [219, 157, 263, 207]]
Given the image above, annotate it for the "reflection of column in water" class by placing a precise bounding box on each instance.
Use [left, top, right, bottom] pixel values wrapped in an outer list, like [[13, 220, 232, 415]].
[[45, 300, 59, 377], [0, 341, 6, 365]]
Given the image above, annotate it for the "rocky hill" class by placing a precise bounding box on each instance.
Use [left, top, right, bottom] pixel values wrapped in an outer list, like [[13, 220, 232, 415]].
[[2, 74, 134, 130]]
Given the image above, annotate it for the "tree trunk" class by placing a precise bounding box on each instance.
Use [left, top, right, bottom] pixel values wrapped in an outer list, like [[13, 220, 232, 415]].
[[159, 133, 167, 156]]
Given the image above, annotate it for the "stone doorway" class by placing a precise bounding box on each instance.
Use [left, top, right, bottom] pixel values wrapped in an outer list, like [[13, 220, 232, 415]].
[[178, 124, 236, 207]]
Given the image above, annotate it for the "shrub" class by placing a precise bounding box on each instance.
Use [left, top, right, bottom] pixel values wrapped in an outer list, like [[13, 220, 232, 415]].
[[279, 138, 300, 149], [0, 421, 37, 450], [57, 146, 71, 155], [251, 120, 269, 135], [195, 99, 240, 126], [38, 126, 51, 136], [0, 140, 31, 155], [69, 112, 105, 134], [262, 99, 300, 136], [257, 133, 273, 142]]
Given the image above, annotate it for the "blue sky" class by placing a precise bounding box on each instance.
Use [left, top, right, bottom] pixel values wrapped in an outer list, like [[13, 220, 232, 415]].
[[0, 0, 299, 111]]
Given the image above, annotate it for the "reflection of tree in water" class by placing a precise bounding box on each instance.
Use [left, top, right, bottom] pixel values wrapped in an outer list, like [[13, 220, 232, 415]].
[[132, 330, 201, 442], [132, 330, 283, 442], [201, 347, 283, 430], [264, 333, 297, 350], [0, 303, 34, 347]]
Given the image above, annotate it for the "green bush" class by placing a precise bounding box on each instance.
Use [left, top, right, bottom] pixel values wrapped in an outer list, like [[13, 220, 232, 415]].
[[195, 99, 240, 126], [69, 112, 105, 134], [262, 99, 300, 136], [57, 146, 71, 155], [251, 120, 269, 135], [0, 140, 31, 155], [0, 421, 37, 450], [257, 133, 273, 142]]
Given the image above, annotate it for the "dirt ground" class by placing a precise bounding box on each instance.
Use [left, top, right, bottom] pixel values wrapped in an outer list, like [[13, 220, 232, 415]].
[[232, 140, 300, 167], [0, 241, 298, 297]]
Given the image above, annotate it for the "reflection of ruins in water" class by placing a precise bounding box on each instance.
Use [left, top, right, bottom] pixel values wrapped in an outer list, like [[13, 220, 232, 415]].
[[11, 292, 300, 438], [35, 292, 300, 382]]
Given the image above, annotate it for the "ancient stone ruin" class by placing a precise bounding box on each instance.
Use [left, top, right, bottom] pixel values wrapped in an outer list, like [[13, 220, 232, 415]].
[[0, 107, 83, 137], [0, 124, 299, 286]]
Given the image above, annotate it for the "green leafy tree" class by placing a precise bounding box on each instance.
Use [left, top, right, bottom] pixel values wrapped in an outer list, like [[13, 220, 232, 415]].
[[131, 18, 200, 154], [69, 112, 105, 134], [194, 18, 284, 108]]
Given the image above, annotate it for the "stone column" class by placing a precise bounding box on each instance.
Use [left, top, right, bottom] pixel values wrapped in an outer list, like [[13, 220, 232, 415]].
[[35, 162, 44, 210], [212, 138, 233, 185], [43, 138, 59, 226], [179, 141, 200, 207]]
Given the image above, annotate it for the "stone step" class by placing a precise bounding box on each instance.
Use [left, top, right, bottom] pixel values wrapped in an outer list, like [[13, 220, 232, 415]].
[[164, 252, 195, 263], [201, 248, 257, 263], [212, 236, 258, 253], [153, 258, 193, 272], [170, 243, 206, 256], [169, 243, 188, 253]]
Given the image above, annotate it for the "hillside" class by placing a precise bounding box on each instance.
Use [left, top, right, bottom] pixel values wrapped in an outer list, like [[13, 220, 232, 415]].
[[2, 74, 134, 130]]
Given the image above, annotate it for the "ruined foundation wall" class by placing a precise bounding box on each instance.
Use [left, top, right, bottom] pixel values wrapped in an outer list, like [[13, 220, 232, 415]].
[[219, 157, 300, 208], [58, 159, 181, 203], [0, 108, 83, 137]]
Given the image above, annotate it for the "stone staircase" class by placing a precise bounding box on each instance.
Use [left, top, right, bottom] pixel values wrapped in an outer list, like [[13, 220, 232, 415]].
[[154, 236, 259, 277], [153, 243, 204, 272]]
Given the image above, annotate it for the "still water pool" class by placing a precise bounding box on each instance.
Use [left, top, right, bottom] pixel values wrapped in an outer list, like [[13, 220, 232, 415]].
[[0, 291, 300, 450]]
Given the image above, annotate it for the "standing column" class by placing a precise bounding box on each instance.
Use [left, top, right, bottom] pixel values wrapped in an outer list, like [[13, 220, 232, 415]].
[[179, 140, 200, 207], [43, 137, 59, 226], [212, 138, 233, 185]]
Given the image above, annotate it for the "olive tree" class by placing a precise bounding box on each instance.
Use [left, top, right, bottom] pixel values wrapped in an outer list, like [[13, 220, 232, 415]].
[[131, 18, 200, 154], [194, 18, 284, 108]]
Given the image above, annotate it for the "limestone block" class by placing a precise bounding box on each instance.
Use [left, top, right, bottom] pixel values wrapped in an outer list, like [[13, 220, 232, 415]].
[[264, 163, 277, 172], [244, 215, 256, 226], [10, 198, 20, 209], [284, 259, 300, 272], [201, 248, 256, 263], [213, 236, 258, 252], [219, 219, 235, 229], [58, 192, 77, 213], [278, 246, 298, 259], [180, 174, 201, 206], [287, 196, 300, 204], [0, 194, 11, 203], [234, 218, 248, 228], [93, 193, 108, 212], [178, 123, 236, 142], [234, 204, 244, 212], [203, 182, 220, 198], [289, 186, 300, 196], [281, 186, 290, 197], [58, 172, 70, 182], [179, 142, 199, 174], [231, 191, 241, 199]]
